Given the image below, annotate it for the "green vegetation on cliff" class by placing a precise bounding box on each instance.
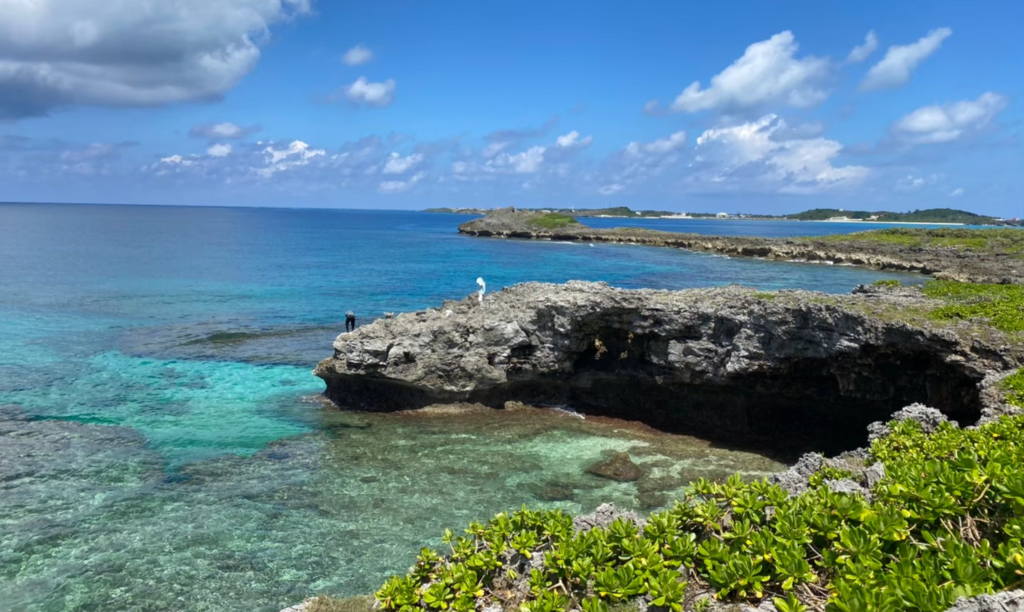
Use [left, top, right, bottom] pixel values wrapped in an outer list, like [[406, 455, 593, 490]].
[[375, 414, 1024, 612], [923, 280, 1024, 333], [526, 213, 580, 229], [810, 228, 1024, 253], [1003, 369, 1024, 408], [786, 208, 996, 224]]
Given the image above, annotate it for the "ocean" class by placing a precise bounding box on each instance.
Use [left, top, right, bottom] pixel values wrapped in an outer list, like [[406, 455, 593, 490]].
[[0, 204, 934, 612]]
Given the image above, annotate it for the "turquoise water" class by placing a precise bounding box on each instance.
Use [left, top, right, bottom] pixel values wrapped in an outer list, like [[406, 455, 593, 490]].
[[0, 204, 927, 612]]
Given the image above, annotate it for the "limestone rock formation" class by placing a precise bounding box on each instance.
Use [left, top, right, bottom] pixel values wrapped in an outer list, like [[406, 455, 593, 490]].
[[944, 591, 1024, 612], [315, 282, 1020, 454], [458, 208, 1023, 284]]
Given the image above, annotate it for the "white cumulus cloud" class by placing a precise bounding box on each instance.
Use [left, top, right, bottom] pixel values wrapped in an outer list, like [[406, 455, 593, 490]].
[[660, 31, 830, 113], [207, 143, 232, 157], [0, 0, 314, 119], [342, 77, 396, 107], [893, 92, 1007, 144], [490, 146, 547, 174], [342, 44, 373, 66], [949, 187, 964, 197], [258, 140, 325, 177], [555, 131, 593, 148], [382, 152, 424, 174], [694, 115, 869, 194], [861, 28, 952, 91], [847, 30, 879, 63]]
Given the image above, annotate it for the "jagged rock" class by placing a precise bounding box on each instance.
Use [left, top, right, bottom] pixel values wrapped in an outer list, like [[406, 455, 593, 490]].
[[867, 403, 953, 441], [573, 503, 645, 532], [315, 282, 1020, 455], [770, 453, 824, 496], [825, 478, 871, 499], [943, 590, 1024, 612], [864, 461, 886, 487], [586, 452, 643, 482]]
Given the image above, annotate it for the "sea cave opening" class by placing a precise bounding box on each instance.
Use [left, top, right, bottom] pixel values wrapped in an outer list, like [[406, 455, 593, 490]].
[[474, 328, 984, 459]]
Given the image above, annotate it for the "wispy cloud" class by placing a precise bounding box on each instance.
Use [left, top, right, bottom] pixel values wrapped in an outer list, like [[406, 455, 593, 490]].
[[861, 28, 952, 91], [342, 44, 374, 66]]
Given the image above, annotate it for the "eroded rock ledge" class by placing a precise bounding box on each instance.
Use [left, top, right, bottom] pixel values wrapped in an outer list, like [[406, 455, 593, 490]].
[[457, 209, 1024, 284], [314, 282, 1021, 455]]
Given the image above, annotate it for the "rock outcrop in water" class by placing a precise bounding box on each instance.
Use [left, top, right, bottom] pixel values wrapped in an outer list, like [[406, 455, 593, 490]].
[[314, 282, 1022, 455], [458, 208, 1024, 284]]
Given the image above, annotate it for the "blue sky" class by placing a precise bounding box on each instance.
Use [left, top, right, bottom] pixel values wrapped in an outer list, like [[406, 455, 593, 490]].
[[1, 1, 1022, 216]]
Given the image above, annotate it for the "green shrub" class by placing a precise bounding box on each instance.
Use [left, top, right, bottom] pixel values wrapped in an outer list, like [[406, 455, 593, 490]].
[[922, 280, 1024, 333], [1002, 369, 1024, 409], [871, 280, 900, 288], [526, 213, 579, 229], [376, 414, 1024, 612]]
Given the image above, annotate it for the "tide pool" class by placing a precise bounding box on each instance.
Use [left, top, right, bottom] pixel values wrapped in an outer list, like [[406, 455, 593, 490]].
[[0, 204, 927, 611]]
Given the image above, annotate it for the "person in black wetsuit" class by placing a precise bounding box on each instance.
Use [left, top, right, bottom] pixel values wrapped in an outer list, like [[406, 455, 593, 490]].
[[345, 310, 356, 332]]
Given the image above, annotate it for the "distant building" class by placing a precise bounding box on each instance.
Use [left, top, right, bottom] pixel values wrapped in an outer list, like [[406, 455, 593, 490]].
[[716, 212, 729, 218]]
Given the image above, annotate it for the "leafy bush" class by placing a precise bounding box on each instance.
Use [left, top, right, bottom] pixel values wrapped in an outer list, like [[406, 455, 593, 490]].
[[922, 280, 1024, 333], [526, 213, 580, 230], [376, 415, 1024, 612], [1002, 369, 1024, 409]]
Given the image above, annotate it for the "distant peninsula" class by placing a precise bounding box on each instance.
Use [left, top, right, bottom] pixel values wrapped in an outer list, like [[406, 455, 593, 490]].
[[426, 205, 1018, 226]]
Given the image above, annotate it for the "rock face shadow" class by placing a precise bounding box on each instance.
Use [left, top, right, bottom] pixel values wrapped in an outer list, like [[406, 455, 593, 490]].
[[317, 283, 1012, 459]]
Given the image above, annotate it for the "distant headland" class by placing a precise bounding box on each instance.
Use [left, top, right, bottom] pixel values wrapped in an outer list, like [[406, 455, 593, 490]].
[[426, 205, 1021, 226]]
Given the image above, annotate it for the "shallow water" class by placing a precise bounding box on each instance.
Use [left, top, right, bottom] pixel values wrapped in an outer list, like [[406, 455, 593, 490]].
[[0, 204, 926, 612]]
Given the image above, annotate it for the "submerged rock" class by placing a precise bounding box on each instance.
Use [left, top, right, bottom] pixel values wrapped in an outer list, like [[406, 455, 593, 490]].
[[585, 452, 643, 482], [534, 481, 575, 502]]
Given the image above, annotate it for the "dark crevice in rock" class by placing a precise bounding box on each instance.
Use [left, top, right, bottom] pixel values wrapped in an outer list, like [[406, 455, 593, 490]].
[[316, 283, 1016, 461], [323, 344, 983, 459]]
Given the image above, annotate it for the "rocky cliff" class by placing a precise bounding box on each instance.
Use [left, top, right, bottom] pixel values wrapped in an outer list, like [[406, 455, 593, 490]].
[[458, 208, 1024, 284], [314, 282, 1021, 455]]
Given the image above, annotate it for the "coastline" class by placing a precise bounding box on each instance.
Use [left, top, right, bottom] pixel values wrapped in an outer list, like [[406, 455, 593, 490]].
[[457, 209, 1024, 284]]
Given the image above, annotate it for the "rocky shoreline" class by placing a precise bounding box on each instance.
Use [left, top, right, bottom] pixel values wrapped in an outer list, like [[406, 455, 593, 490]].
[[457, 208, 1024, 284], [315, 281, 1022, 456], [301, 217, 1024, 612]]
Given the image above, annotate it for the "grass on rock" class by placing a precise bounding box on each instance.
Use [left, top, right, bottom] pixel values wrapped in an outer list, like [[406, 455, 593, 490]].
[[375, 414, 1024, 612], [922, 280, 1024, 333], [807, 228, 1024, 253], [526, 214, 580, 230]]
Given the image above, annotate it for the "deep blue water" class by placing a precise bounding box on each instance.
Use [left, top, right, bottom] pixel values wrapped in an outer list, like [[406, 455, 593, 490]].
[[0, 204, 927, 612]]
